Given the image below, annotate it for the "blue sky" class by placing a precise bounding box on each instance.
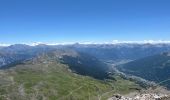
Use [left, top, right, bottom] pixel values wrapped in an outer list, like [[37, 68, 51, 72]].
[[0, 0, 170, 44]]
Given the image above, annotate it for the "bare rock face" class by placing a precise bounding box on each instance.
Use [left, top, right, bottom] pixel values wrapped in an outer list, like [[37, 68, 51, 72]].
[[108, 93, 170, 100]]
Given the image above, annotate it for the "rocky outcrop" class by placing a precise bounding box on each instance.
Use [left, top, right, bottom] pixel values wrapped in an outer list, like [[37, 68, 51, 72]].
[[108, 93, 170, 100]]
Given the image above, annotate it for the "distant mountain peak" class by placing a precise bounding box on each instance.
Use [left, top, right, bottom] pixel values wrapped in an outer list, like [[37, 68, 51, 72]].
[[2, 40, 170, 47], [112, 40, 170, 44]]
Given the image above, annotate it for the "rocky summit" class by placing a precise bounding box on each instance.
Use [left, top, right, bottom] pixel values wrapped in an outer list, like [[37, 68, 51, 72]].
[[108, 93, 170, 100]]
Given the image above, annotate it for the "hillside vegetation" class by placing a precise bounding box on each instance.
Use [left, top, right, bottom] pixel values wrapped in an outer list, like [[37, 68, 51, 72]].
[[118, 52, 170, 89], [0, 50, 141, 100]]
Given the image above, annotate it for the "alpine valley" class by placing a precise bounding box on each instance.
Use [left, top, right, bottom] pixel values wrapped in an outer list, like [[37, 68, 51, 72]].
[[0, 43, 170, 100]]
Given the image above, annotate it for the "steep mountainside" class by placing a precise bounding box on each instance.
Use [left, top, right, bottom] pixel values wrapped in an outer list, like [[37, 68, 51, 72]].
[[73, 44, 170, 62], [117, 52, 170, 89], [61, 52, 110, 79], [39, 49, 110, 79], [0, 50, 141, 100]]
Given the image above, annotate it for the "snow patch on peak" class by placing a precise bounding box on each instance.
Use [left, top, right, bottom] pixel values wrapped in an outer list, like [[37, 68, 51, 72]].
[[0, 43, 10, 47]]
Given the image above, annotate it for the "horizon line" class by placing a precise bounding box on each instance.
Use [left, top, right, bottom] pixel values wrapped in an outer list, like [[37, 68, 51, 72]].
[[1, 40, 170, 46]]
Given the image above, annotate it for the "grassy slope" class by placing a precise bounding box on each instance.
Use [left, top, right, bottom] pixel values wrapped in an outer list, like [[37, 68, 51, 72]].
[[0, 59, 141, 100]]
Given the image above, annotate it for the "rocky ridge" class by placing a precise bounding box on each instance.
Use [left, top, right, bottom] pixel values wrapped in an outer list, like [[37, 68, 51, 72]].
[[108, 87, 170, 100], [108, 93, 169, 100]]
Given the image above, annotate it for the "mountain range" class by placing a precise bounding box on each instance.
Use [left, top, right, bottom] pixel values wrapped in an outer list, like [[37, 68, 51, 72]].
[[0, 43, 170, 99], [1, 43, 170, 68], [0, 46, 141, 100]]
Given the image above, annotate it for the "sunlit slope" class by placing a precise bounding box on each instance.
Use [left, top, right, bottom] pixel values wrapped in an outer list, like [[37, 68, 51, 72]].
[[0, 50, 141, 100]]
